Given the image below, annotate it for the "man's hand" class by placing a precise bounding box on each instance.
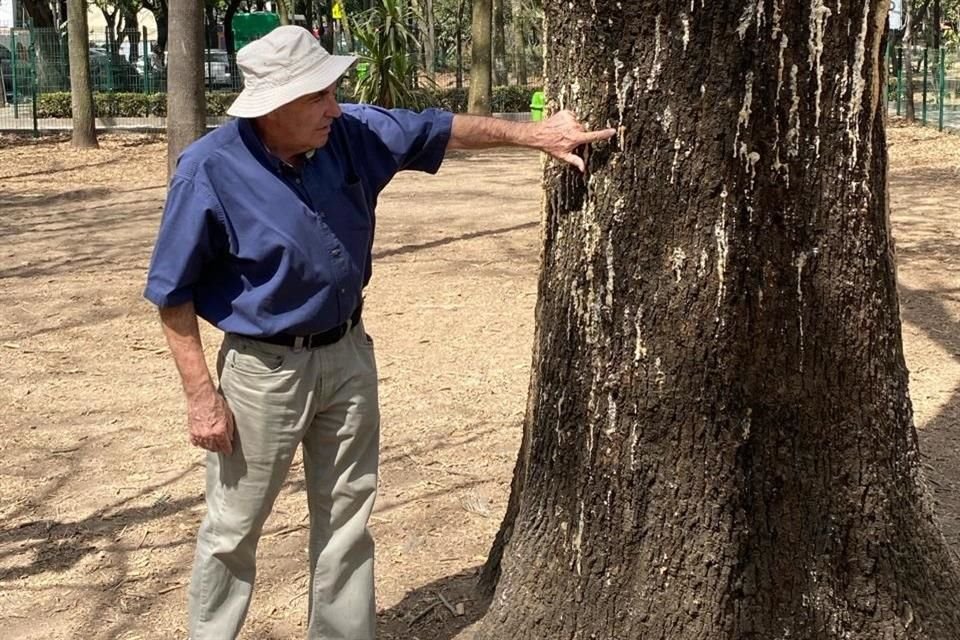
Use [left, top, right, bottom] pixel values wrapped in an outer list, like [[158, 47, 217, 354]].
[[448, 111, 616, 173], [187, 387, 235, 454], [536, 110, 617, 173], [158, 302, 235, 454]]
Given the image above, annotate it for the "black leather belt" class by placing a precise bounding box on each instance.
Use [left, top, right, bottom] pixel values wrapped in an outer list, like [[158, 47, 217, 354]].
[[254, 305, 363, 350]]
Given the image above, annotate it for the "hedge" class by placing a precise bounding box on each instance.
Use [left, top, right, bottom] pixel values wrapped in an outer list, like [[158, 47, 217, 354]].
[[35, 86, 541, 119]]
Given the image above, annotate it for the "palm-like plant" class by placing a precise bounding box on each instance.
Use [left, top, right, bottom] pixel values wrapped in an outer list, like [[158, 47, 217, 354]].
[[351, 0, 431, 109]]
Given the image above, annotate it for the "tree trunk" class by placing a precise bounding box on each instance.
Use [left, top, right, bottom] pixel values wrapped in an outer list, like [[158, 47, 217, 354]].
[[22, 0, 67, 91], [277, 0, 292, 25], [225, 0, 243, 57], [455, 0, 464, 89], [468, 0, 492, 114], [904, 0, 915, 121], [143, 0, 170, 56], [166, 0, 206, 178], [493, 0, 508, 85], [422, 0, 436, 80], [932, 0, 941, 51], [67, 0, 98, 148], [513, 8, 527, 86], [322, 0, 335, 54], [126, 10, 141, 62], [204, 3, 218, 49], [472, 1, 960, 638]]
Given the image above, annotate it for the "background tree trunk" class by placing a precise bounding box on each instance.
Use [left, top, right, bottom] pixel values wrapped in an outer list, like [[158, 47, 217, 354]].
[[493, 0, 508, 85], [513, 7, 527, 86], [21, 0, 66, 91], [166, 0, 206, 177], [422, 0, 436, 80], [455, 0, 465, 89], [468, 0, 492, 114], [472, 1, 960, 638], [932, 0, 941, 51], [224, 0, 243, 58], [67, 0, 98, 148], [904, 0, 916, 121]]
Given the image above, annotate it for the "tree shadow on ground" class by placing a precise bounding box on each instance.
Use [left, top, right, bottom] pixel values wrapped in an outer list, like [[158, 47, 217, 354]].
[[377, 567, 491, 640], [374, 221, 538, 261], [899, 283, 960, 552]]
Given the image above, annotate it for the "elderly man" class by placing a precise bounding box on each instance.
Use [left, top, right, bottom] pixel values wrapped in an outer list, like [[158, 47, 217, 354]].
[[145, 25, 613, 640]]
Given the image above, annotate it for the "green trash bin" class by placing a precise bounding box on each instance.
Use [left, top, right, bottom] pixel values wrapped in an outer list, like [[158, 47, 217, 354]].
[[530, 90, 546, 121]]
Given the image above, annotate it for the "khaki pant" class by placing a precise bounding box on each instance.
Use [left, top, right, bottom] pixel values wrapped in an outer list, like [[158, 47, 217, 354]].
[[188, 322, 380, 640]]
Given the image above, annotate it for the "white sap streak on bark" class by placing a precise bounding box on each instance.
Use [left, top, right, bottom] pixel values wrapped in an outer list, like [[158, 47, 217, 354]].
[[809, 0, 833, 157], [847, 0, 872, 170], [647, 14, 663, 92], [734, 71, 754, 158], [605, 234, 616, 309], [737, 0, 757, 39], [671, 137, 683, 184], [605, 392, 618, 435], [681, 13, 690, 51], [671, 247, 688, 283], [772, 0, 783, 38], [787, 64, 801, 162], [715, 187, 730, 310], [573, 498, 585, 576]]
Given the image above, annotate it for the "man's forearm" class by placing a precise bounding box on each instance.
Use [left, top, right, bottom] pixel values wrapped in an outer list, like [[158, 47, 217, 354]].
[[447, 114, 543, 150], [159, 302, 215, 400], [446, 111, 616, 173]]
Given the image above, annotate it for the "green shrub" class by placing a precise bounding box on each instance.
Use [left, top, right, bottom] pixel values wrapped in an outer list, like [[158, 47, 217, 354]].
[[34, 86, 542, 119]]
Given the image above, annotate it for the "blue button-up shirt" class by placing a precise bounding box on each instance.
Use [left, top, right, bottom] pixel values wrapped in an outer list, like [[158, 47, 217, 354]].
[[144, 105, 454, 336]]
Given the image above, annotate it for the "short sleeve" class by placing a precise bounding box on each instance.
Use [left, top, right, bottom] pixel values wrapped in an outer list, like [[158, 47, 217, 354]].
[[340, 105, 454, 192], [143, 175, 227, 308]]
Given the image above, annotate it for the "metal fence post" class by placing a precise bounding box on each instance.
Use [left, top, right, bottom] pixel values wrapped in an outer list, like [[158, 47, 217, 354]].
[[143, 27, 151, 93], [29, 23, 38, 136], [11, 30, 18, 119], [897, 48, 903, 116], [939, 47, 946, 132], [922, 47, 928, 125]]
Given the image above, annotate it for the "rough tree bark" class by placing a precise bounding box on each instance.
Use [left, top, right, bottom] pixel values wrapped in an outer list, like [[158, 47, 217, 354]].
[[493, 0, 508, 85], [67, 0, 98, 148], [472, 1, 960, 638], [421, 0, 437, 80], [166, 0, 206, 177], [513, 6, 527, 87], [468, 0, 492, 114]]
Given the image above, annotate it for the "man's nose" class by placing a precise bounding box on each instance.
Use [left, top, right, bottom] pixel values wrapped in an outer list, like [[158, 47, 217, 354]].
[[326, 94, 342, 119]]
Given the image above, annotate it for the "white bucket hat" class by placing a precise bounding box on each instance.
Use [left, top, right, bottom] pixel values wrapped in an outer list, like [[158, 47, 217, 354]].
[[227, 26, 357, 118]]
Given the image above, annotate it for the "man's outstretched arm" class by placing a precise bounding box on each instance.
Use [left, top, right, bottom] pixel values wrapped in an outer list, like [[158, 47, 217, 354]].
[[447, 110, 616, 173]]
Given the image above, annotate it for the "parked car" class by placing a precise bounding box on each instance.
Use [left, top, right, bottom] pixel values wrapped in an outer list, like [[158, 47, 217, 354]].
[[141, 48, 233, 90], [0, 44, 12, 101], [204, 49, 233, 89], [88, 47, 142, 92]]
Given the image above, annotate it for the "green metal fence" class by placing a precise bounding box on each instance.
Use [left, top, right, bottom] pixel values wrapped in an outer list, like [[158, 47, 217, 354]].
[[0, 24, 543, 133], [888, 46, 960, 132]]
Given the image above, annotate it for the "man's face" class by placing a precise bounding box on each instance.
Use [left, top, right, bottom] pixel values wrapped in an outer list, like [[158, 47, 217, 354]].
[[264, 82, 342, 151]]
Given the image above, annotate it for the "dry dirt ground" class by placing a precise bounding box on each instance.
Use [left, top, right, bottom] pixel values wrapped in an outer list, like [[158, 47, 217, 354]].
[[0, 122, 958, 639]]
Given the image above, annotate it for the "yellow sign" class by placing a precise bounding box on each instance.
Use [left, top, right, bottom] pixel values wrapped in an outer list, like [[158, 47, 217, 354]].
[[332, 0, 345, 19]]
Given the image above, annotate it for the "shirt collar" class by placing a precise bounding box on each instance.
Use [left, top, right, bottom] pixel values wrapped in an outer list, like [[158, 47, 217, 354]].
[[237, 118, 315, 174]]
